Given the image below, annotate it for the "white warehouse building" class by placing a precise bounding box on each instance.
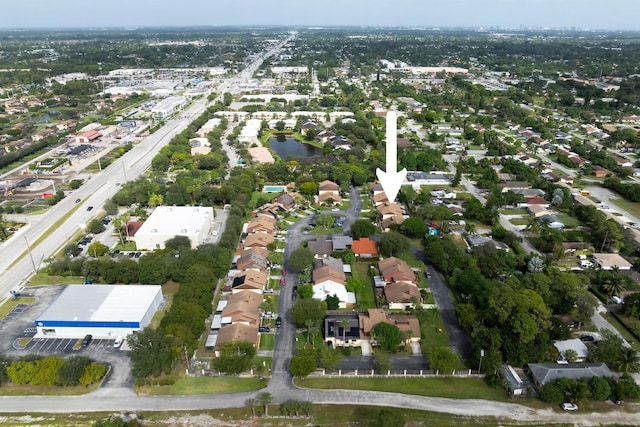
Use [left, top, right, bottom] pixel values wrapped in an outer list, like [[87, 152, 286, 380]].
[[34, 285, 163, 338], [134, 206, 214, 250], [150, 96, 187, 120]]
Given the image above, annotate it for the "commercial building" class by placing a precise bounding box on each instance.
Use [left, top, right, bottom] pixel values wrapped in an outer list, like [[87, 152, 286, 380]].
[[135, 206, 214, 250], [150, 96, 187, 120], [34, 285, 163, 338]]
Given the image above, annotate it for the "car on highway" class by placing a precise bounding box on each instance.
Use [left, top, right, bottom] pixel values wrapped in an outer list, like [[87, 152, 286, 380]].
[[86, 206, 94, 211], [275, 317, 282, 328], [75, 198, 81, 203], [561, 402, 578, 411]]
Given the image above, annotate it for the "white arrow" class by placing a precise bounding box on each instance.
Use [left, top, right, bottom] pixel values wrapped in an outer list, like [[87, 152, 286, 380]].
[[376, 111, 407, 204]]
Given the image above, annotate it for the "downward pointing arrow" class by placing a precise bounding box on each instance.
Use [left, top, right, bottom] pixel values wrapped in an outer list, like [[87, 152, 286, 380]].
[[376, 111, 407, 204]]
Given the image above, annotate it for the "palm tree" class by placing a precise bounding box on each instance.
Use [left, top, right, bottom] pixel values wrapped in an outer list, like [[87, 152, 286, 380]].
[[464, 222, 476, 235], [526, 217, 541, 234], [305, 319, 315, 344], [615, 348, 640, 374], [258, 391, 272, 417], [245, 398, 257, 417], [299, 400, 313, 416], [602, 279, 626, 298], [340, 318, 350, 345]]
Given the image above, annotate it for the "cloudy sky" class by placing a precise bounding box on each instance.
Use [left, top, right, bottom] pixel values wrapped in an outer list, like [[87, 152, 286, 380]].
[[0, 0, 637, 30]]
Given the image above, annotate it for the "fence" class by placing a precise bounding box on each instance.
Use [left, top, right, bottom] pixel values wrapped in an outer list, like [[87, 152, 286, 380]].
[[308, 368, 484, 378]]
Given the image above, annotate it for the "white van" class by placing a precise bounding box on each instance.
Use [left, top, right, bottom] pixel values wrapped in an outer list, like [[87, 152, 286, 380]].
[[611, 296, 623, 304], [113, 336, 124, 348]]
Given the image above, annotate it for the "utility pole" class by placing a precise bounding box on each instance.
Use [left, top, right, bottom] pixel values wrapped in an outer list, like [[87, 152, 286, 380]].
[[478, 349, 485, 374], [24, 236, 37, 274]]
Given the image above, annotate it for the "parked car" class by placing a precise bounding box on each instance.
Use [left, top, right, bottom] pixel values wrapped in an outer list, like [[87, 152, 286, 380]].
[[258, 326, 271, 333], [580, 335, 595, 342], [561, 402, 578, 411], [80, 334, 92, 348], [275, 317, 282, 328], [113, 336, 124, 348]]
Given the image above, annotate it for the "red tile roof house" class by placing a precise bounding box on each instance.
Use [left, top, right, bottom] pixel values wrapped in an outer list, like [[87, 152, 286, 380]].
[[352, 237, 378, 258]]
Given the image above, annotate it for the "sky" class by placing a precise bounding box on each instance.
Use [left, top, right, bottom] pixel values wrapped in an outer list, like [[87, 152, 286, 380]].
[[0, 0, 637, 31]]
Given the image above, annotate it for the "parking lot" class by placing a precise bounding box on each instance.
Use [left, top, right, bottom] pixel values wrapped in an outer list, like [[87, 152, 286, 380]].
[[22, 336, 120, 353], [0, 304, 30, 325]]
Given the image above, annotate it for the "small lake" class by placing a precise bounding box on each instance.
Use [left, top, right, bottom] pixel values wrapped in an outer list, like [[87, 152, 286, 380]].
[[268, 134, 323, 159]]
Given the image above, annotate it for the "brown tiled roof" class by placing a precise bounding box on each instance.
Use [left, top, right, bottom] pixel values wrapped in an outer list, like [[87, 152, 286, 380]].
[[244, 233, 274, 248], [216, 323, 259, 348], [318, 180, 340, 191], [308, 239, 333, 256], [233, 270, 268, 289], [384, 282, 421, 304], [379, 257, 416, 283], [313, 265, 346, 285], [358, 308, 420, 338], [247, 215, 276, 234]]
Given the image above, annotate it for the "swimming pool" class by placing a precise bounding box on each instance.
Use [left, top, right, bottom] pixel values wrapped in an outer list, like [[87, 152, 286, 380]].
[[263, 185, 286, 193]]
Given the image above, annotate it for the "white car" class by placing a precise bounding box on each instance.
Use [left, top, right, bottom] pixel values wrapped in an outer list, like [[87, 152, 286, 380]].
[[561, 402, 578, 411], [113, 336, 124, 348]]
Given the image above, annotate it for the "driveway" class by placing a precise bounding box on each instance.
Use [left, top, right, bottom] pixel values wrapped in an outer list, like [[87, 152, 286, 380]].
[[411, 248, 472, 360]]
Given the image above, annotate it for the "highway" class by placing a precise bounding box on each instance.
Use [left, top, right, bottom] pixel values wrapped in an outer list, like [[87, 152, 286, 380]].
[[0, 36, 293, 304]]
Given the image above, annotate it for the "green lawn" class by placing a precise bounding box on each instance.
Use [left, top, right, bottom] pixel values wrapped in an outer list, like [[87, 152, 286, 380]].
[[310, 226, 340, 235], [555, 212, 581, 228], [297, 377, 509, 401], [113, 241, 137, 251], [499, 208, 529, 215], [509, 218, 529, 226], [610, 197, 640, 220], [351, 262, 376, 309], [140, 376, 266, 395], [414, 308, 450, 350], [0, 297, 36, 321], [27, 274, 85, 286], [149, 282, 180, 329], [259, 333, 275, 350], [398, 251, 423, 268]]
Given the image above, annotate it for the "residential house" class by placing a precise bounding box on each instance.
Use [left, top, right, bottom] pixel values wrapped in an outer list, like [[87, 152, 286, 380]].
[[554, 339, 589, 363], [236, 247, 269, 272], [526, 363, 613, 389], [318, 180, 341, 204], [359, 308, 420, 343], [246, 215, 276, 235], [271, 193, 298, 211], [231, 270, 268, 294], [592, 165, 612, 178], [220, 291, 264, 326], [540, 215, 564, 230], [312, 258, 355, 308], [351, 237, 378, 258], [324, 312, 362, 347], [332, 235, 353, 251], [384, 282, 422, 310], [466, 234, 511, 252], [214, 323, 259, 354], [591, 253, 632, 270], [500, 181, 531, 193], [528, 205, 552, 218], [377, 202, 405, 230], [243, 233, 274, 249], [308, 239, 333, 258], [378, 257, 416, 284], [300, 120, 319, 135]]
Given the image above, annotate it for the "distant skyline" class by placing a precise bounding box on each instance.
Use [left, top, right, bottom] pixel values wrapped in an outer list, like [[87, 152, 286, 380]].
[[0, 0, 638, 31]]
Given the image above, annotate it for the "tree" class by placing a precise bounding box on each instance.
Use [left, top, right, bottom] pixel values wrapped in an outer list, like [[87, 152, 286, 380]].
[[564, 349, 578, 363], [103, 200, 118, 216], [341, 318, 350, 344], [87, 241, 109, 258], [57, 355, 91, 386], [575, 292, 598, 326], [290, 298, 326, 329], [245, 398, 258, 417], [317, 346, 343, 370], [164, 235, 192, 251], [371, 322, 403, 352], [375, 408, 405, 427], [289, 352, 317, 378], [86, 218, 106, 234], [257, 391, 272, 417], [325, 294, 340, 310], [350, 219, 378, 239], [298, 284, 313, 299], [426, 347, 461, 374], [212, 341, 256, 375], [127, 327, 176, 378], [288, 247, 314, 273], [589, 376, 612, 401], [527, 256, 545, 273], [79, 362, 107, 387], [588, 330, 627, 367], [317, 214, 334, 228], [379, 231, 410, 257], [373, 351, 391, 374], [401, 217, 428, 238], [268, 251, 284, 267], [602, 279, 626, 298], [615, 347, 640, 374]]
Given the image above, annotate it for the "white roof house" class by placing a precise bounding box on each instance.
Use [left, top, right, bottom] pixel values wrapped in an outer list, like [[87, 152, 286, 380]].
[[134, 206, 214, 251], [150, 96, 187, 120], [554, 339, 589, 363], [312, 282, 356, 309], [592, 253, 633, 270], [35, 285, 163, 338]]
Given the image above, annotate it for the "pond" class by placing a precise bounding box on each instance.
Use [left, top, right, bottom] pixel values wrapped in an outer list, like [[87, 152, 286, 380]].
[[267, 134, 323, 159]]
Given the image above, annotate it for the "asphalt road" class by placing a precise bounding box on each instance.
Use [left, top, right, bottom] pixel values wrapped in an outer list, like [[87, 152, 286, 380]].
[[412, 248, 472, 360]]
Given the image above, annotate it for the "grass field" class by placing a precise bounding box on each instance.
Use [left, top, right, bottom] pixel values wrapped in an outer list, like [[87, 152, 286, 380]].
[[259, 333, 275, 350], [27, 274, 86, 286], [149, 282, 180, 329], [415, 308, 450, 350], [138, 376, 266, 395], [555, 212, 581, 228], [351, 262, 376, 309], [0, 297, 36, 321], [0, 382, 98, 396], [297, 377, 510, 401], [610, 197, 640, 220], [509, 218, 529, 226]]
